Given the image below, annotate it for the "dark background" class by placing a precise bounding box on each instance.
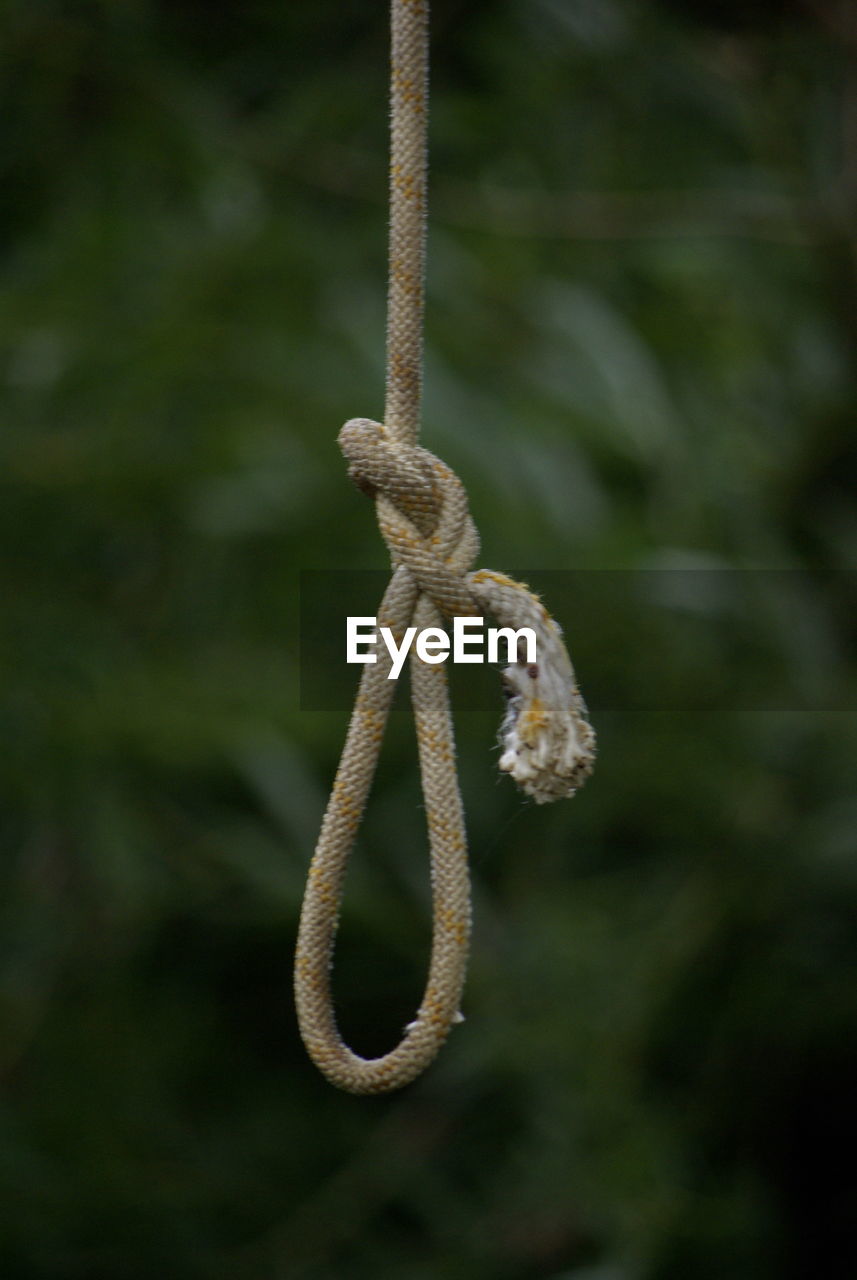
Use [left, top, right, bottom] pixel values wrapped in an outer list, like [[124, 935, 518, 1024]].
[[2, 1, 856, 1277]]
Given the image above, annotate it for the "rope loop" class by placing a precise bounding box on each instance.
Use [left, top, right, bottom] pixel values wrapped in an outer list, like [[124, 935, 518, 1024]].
[[294, 421, 596, 1094]]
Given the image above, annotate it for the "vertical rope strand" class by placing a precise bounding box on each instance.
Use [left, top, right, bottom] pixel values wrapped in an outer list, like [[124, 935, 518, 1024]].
[[384, 0, 429, 447]]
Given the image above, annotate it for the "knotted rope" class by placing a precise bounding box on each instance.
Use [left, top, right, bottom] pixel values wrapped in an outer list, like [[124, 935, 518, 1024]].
[[294, 0, 595, 1094]]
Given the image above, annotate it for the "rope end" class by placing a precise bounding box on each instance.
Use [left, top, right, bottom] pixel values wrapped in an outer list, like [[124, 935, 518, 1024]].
[[467, 570, 597, 805]]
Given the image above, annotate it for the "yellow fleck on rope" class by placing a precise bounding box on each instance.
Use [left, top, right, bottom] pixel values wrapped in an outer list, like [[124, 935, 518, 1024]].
[[294, 1, 595, 1095]]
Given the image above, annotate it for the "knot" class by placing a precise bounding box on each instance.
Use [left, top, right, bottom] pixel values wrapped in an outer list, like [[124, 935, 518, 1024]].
[[339, 418, 480, 619]]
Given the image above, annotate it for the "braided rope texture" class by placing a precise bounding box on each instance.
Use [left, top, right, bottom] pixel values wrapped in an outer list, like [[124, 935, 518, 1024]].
[[385, 0, 428, 447], [293, 2, 594, 1094]]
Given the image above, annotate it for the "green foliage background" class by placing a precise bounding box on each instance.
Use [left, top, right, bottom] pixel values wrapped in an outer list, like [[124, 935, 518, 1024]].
[[2, 1, 856, 1277]]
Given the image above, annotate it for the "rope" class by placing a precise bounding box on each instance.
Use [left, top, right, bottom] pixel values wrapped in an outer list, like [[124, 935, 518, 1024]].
[[383, 0, 428, 448], [293, 0, 596, 1095]]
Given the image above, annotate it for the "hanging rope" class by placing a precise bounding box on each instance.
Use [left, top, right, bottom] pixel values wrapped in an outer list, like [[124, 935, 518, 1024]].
[[294, 0, 596, 1095]]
